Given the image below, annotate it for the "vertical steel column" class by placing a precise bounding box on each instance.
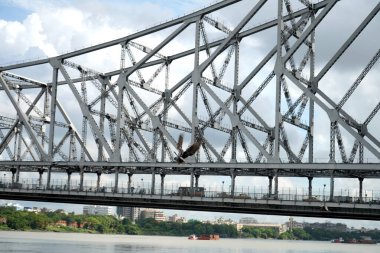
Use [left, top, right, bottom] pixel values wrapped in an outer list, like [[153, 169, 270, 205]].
[[79, 166, 84, 191], [11, 168, 16, 184], [195, 174, 200, 188], [190, 168, 194, 193], [47, 166, 52, 189], [160, 174, 165, 195], [38, 168, 43, 188], [114, 72, 125, 162], [274, 0, 284, 160], [114, 167, 119, 193], [268, 176, 273, 196], [48, 67, 58, 160], [151, 168, 156, 194], [98, 77, 107, 161], [308, 11, 316, 163], [47, 67, 58, 189], [329, 171, 334, 201], [128, 173, 133, 193], [358, 177, 363, 202], [308, 177, 313, 199], [96, 171, 101, 191], [67, 170, 71, 191], [230, 169, 236, 197], [274, 170, 279, 198], [192, 18, 201, 145], [329, 122, 336, 163], [231, 41, 239, 163], [15, 166, 20, 183]]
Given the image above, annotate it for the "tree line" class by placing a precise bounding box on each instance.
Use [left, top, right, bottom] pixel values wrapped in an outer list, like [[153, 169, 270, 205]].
[[0, 207, 379, 241]]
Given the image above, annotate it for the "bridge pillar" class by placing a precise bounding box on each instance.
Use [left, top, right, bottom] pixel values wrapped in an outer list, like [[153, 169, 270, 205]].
[[190, 168, 194, 192], [15, 166, 20, 183], [358, 177, 364, 203], [308, 177, 313, 199], [128, 173, 133, 193], [160, 174, 165, 196], [114, 167, 119, 193], [151, 168, 156, 195], [274, 170, 279, 198], [66, 170, 72, 191], [195, 174, 200, 188], [96, 171, 102, 192], [47, 166, 52, 189], [329, 172, 334, 202], [268, 176, 273, 196], [230, 170, 236, 197], [38, 168, 44, 188], [79, 167, 84, 191], [11, 167, 16, 184]]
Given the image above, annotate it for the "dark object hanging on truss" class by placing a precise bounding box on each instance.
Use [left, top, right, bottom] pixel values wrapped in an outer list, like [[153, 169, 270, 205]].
[[176, 134, 202, 163]]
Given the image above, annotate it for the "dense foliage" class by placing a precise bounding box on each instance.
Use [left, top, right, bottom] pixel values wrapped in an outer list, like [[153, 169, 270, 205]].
[[0, 207, 379, 241]]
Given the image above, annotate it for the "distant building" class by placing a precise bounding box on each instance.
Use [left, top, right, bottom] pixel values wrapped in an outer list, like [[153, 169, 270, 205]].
[[4, 202, 23, 211], [116, 207, 140, 222], [168, 214, 187, 223], [140, 209, 166, 222], [239, 217, 257, 224], [83, 205, 112, 215], [236, 223, 287, 234], [24, 207, 41, 213], [303, 222, 347, 232], [285, 217, 304, 231]]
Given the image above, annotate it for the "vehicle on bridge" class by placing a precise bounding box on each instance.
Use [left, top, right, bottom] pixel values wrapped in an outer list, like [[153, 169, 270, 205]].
[[176, 187, 205, 197]]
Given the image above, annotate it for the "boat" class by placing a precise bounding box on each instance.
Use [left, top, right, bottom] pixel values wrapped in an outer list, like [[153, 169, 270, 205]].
[[345, 236, 377, 244], [188, 234, 197, 240], [197, 234, 220, 240], [331, 237, 344, 243], [332, 236, 377, 244]]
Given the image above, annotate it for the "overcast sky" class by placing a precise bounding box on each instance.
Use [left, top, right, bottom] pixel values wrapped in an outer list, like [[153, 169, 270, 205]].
[[1, 0, 380, 229]]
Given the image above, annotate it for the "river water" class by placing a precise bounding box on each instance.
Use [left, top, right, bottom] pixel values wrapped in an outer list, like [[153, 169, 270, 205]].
[[0, 231, 378, 253]]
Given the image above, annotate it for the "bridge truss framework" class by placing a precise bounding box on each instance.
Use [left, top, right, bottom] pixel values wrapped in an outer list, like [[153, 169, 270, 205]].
[[0, 0, 380, 200]]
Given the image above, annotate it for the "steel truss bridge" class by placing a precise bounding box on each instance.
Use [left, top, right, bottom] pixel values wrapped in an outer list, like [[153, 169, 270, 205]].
[[0, 0, 380, 219]]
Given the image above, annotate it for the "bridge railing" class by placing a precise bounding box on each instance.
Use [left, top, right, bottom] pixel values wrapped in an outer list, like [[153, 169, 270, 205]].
[[0, 179, 379, 206]]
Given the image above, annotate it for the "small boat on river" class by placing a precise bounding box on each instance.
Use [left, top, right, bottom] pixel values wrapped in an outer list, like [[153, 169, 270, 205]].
[[188, 234, 197, 240]]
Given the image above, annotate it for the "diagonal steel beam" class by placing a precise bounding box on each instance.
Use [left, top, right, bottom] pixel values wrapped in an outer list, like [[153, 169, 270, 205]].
[[283, 69, 380, 159], [0, 74, 48, 160], [51, 59, 114, 159]]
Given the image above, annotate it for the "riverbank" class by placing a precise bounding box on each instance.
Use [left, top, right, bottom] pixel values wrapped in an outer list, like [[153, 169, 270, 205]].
[[0, 206, 379, 242]]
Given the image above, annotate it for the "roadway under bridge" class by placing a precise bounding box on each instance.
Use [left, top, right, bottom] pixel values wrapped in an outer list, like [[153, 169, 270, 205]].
[[0, 0, 380, 220]]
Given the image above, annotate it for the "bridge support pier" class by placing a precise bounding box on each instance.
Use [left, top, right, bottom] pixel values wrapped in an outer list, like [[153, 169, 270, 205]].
[[195, 174, 200, 188], [15, 166, 20, 183], [151, 168, 156, 195], [268, 176, 273, 196], [11, 168, 16, 184], [38, 168, 44, 188], [230, 170, 236, 197], [274, 170, 279, 198], [114, 167, 119, 193], [128, 173, 133, 193], [190, 168, 194, 189], [359, 177, 363, 203], [160, 174, 165, 196], [308, 177, 313, 199], [96, 171, 101, 192], [79, 167, 84, 191], [47, 166, 52, 189], [330, 173, 334, 202], [66, 170, 72, 191]]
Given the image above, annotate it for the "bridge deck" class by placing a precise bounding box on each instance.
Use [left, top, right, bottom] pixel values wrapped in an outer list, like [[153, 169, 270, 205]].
[[1, 182, 379, 221]]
